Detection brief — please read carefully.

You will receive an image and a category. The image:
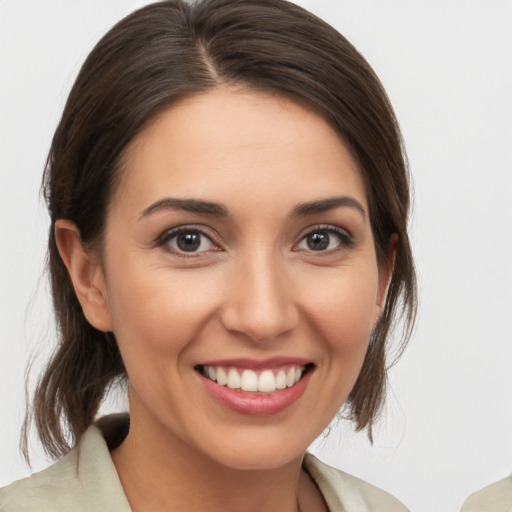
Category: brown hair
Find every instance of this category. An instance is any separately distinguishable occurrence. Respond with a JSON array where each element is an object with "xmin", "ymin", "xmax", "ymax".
[{"xmin": 25, "ymin": 0, "xmax": 416, "ymax": 460}]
